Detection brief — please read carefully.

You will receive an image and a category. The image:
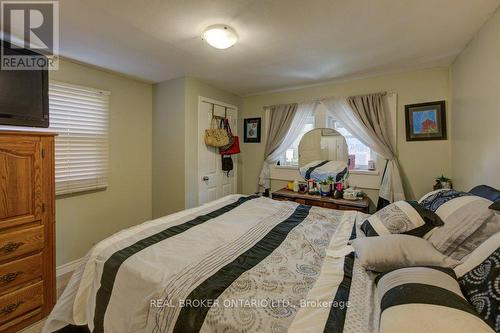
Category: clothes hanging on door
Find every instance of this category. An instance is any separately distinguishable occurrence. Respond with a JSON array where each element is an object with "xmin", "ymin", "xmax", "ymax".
[{"xmin": 221, "ymin": 155, "xmax": 233, "ymax": 176}]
